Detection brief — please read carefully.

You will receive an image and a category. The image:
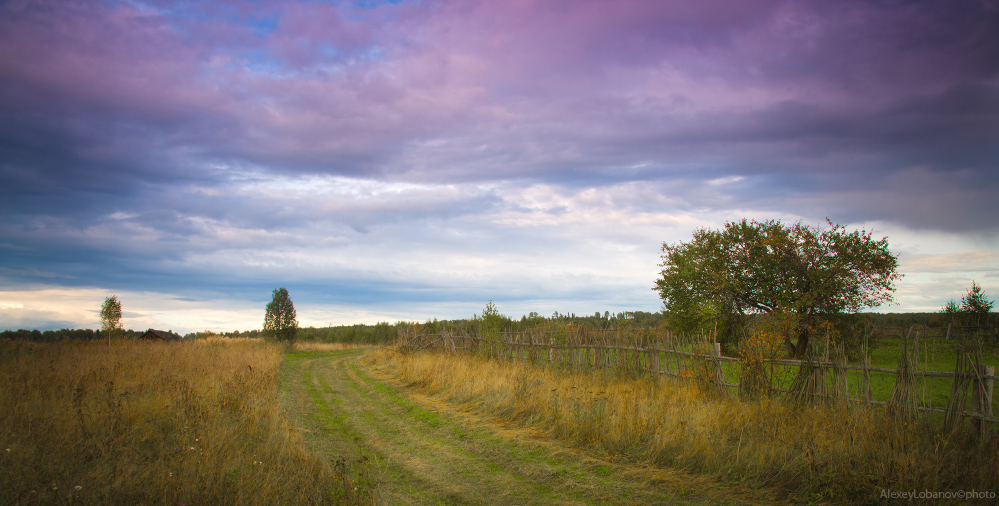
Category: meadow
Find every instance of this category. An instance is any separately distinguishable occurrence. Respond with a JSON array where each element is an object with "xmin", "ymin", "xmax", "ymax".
[
  {"xmin": 712, "ymin": 333, "xmax": 999, "ymax": 417},
  {"xmin": 4, "ymin": 330, "xmax": 996, "ymax": 504},
  {"xmin": 377, "ymin": 343, "xmax": 999, "ymax": 503},
  {"xmin": 0, "ymin": 338, "xmax": 372, "ymax": 505}
]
